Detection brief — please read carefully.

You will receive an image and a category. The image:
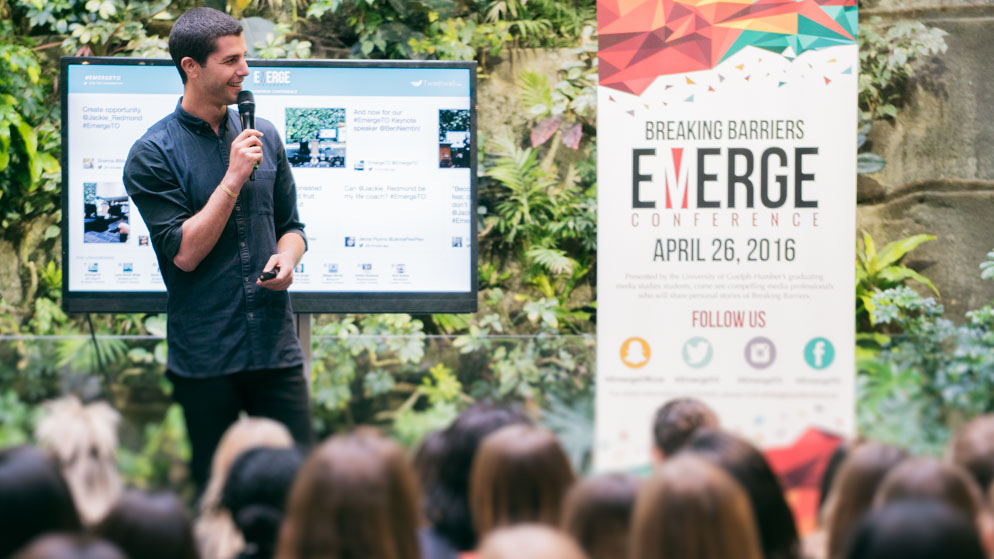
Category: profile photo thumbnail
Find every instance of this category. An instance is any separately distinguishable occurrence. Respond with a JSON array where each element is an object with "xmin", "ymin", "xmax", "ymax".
[
  {"xmin": 438, "ymin": 109, "xmax": 470, "ymax": 169},
  {"xmin": 286, "ymin": 108, "xmax": 346, "ymax": 168},
  {"xmin": 83, "ymin": 181, "xmax": 130, "ymax": 243}
]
